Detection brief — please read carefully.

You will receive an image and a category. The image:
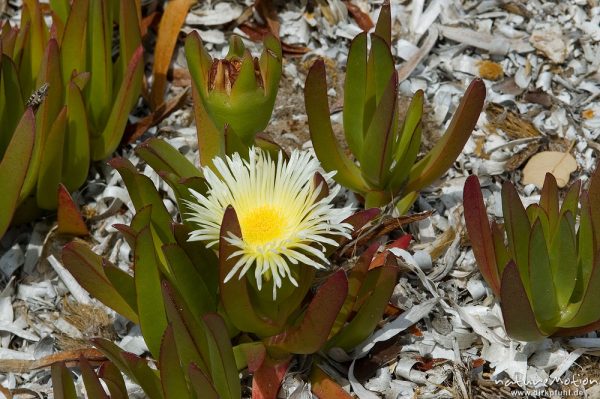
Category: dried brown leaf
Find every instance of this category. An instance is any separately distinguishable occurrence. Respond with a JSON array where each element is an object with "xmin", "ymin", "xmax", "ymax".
[{"xmin": 485, "ymin": 103, "xmax": 542, "ymax": 139}]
